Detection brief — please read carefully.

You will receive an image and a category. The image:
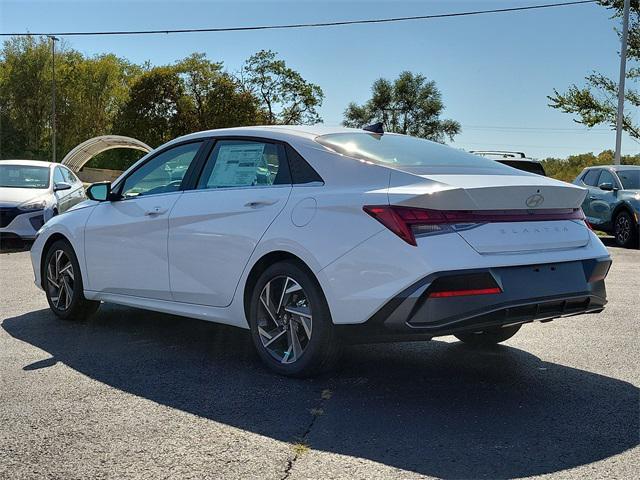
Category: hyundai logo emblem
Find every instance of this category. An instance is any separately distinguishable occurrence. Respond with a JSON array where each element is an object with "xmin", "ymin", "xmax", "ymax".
[{"xmin": 526, "ymin": 193, "xmax": 545, "ymax": 208}]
